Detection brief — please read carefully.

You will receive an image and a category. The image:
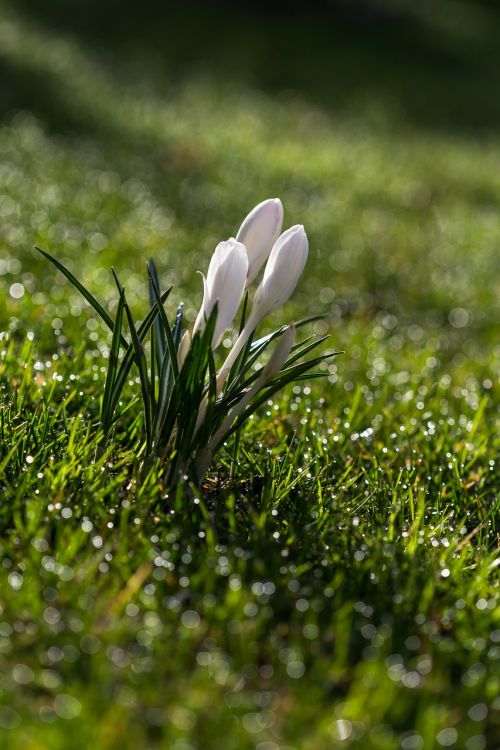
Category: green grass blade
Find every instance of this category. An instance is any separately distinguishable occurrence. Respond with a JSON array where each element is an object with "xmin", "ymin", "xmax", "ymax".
[
  {"xmin": 219, "ymin": 353, "xmax": 337, "ymax": 446},
  {"xmin": 106, "ymin": 288, "xmax": 171, "ymax": 428},
  {"xmin": 148, "ymin": 266, "xmax": 179, "ymax": 381},
  {"xmin": 283, "ymin": 335, "xmax": 331, "ymax": 368},
  {"xmin": 153, "ymin": 303, "xmax": 184, "ymax": 436},
  {"xmin": 238, "ymin": 291, "xmax": 249, "ymax": 334},
  {"xmin": 148, "ymin": 259, "xmax": 167, "ymax": 373},
  {"xmin": 249, "ymin": 315, "xmax": 323, "ymax": 352},
  {"xmin": 153, "ymin": 348, "xmax": 173, "ymax": 441},
  {"xmin": 36, "ymin": 246, "xmax": 129, "ymax": 350},
  {"xmin": 226, "ymin": 327, "xmax": 286, "ymax": 392},
  {"xmin": 172, "ymin": 302, "xmax": 184, "ymax": 348},
  {"xmin": 123, "ymin": 296, "xmax": 154, "ymax": 453},
  {"xmin": 101, "ymin": 287, "xmax": 126, "ymax": 432}
]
